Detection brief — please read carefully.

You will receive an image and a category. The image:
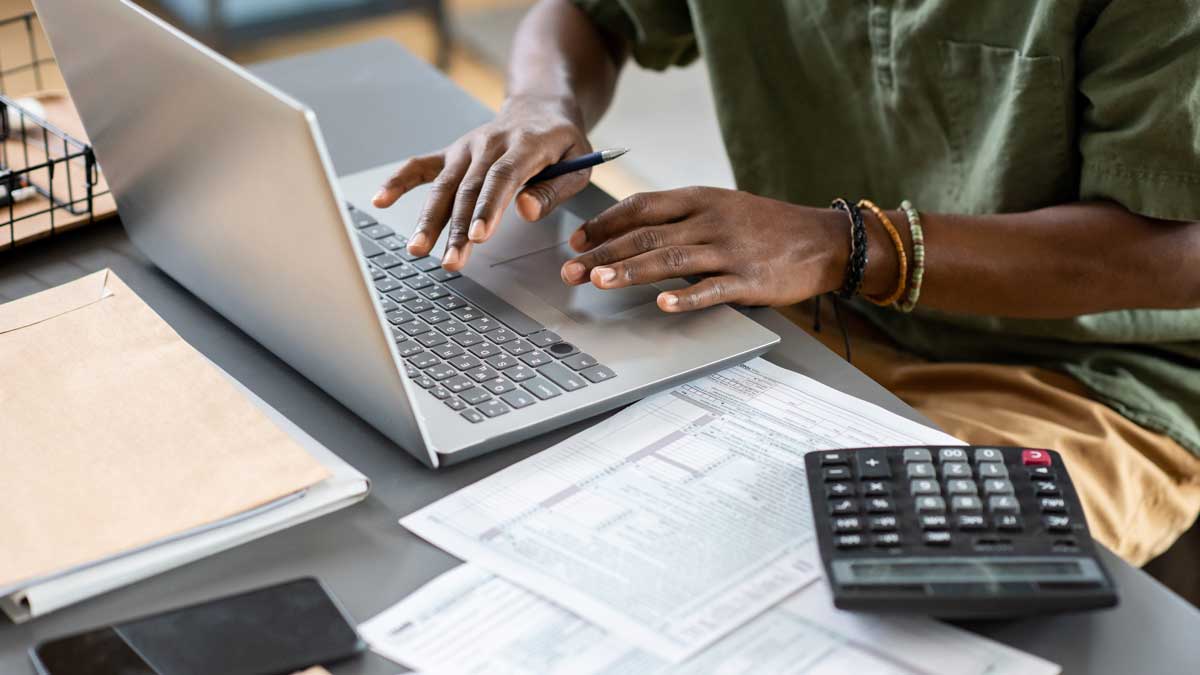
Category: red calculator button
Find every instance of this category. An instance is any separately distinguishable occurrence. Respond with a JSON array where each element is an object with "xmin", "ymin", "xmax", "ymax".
[{"xmin": 1022, "ymin": 449, "xmax": 1052, "ymax": 466}]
